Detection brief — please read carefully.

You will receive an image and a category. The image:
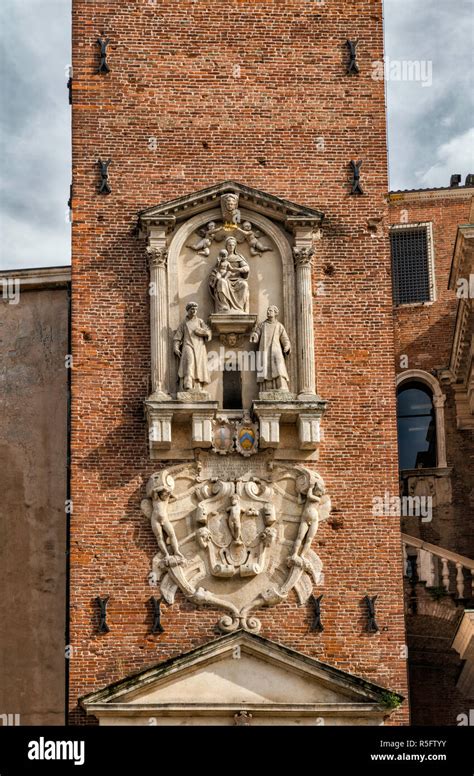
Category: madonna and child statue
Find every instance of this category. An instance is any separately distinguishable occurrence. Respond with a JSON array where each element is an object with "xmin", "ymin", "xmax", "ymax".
[{"xmin": 209, "ymin": 236, "xmax": 250, "ymax": 314}]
